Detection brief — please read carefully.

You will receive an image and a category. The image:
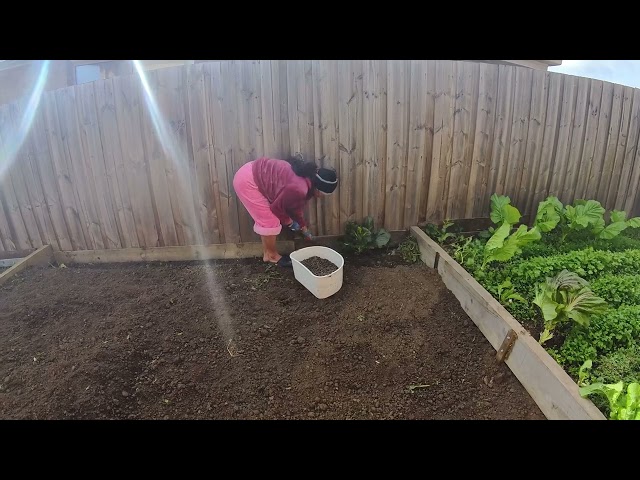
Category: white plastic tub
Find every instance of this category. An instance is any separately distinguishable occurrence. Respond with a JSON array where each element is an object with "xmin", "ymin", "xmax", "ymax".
[{"xmin": 289, "ymin": 246, "xmax": 344, "ymax": 299}]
